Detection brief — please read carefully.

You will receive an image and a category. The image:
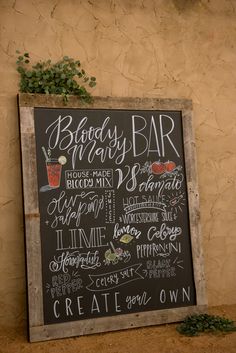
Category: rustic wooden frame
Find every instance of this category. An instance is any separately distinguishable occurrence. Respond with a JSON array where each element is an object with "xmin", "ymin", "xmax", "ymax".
[{"xmin": 18, "ymin": 93, "xmax": 207, "ymax": 342}]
